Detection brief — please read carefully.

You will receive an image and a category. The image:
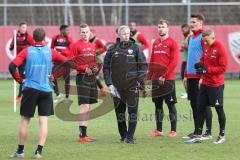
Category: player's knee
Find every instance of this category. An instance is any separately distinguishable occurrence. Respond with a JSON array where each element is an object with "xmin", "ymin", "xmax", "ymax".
[
  {"xmin": 167, "ymin": 103, "xmax": 177, "ymax": 114},
  {"xmin": 154, "ymin": 100, "xmax": 163, "ymax": 109},
  {"xmin": 205, "ymin": 106, "xmax": 212, "ymax": 114},
  {"xmin": 128, "ymin": 106, "xmax": 137, "ymax": 114},
  {"xmin": 155, "ymin": 106, "xmax": 163, "ymax": 114},
  {"xmin": 215, "ymin": 106, "xmax": 224, "ymax": 112},
  {"xmin": 190, "ymin": 99, "xmax": 197, "ymax": 108},
  {"xmin": 128, "ymin": 106, "xmax": 138, "ymax": 121},
  {"xmin": 198, "ymin": 106, "xmax": 206, "ymax": 113}
]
